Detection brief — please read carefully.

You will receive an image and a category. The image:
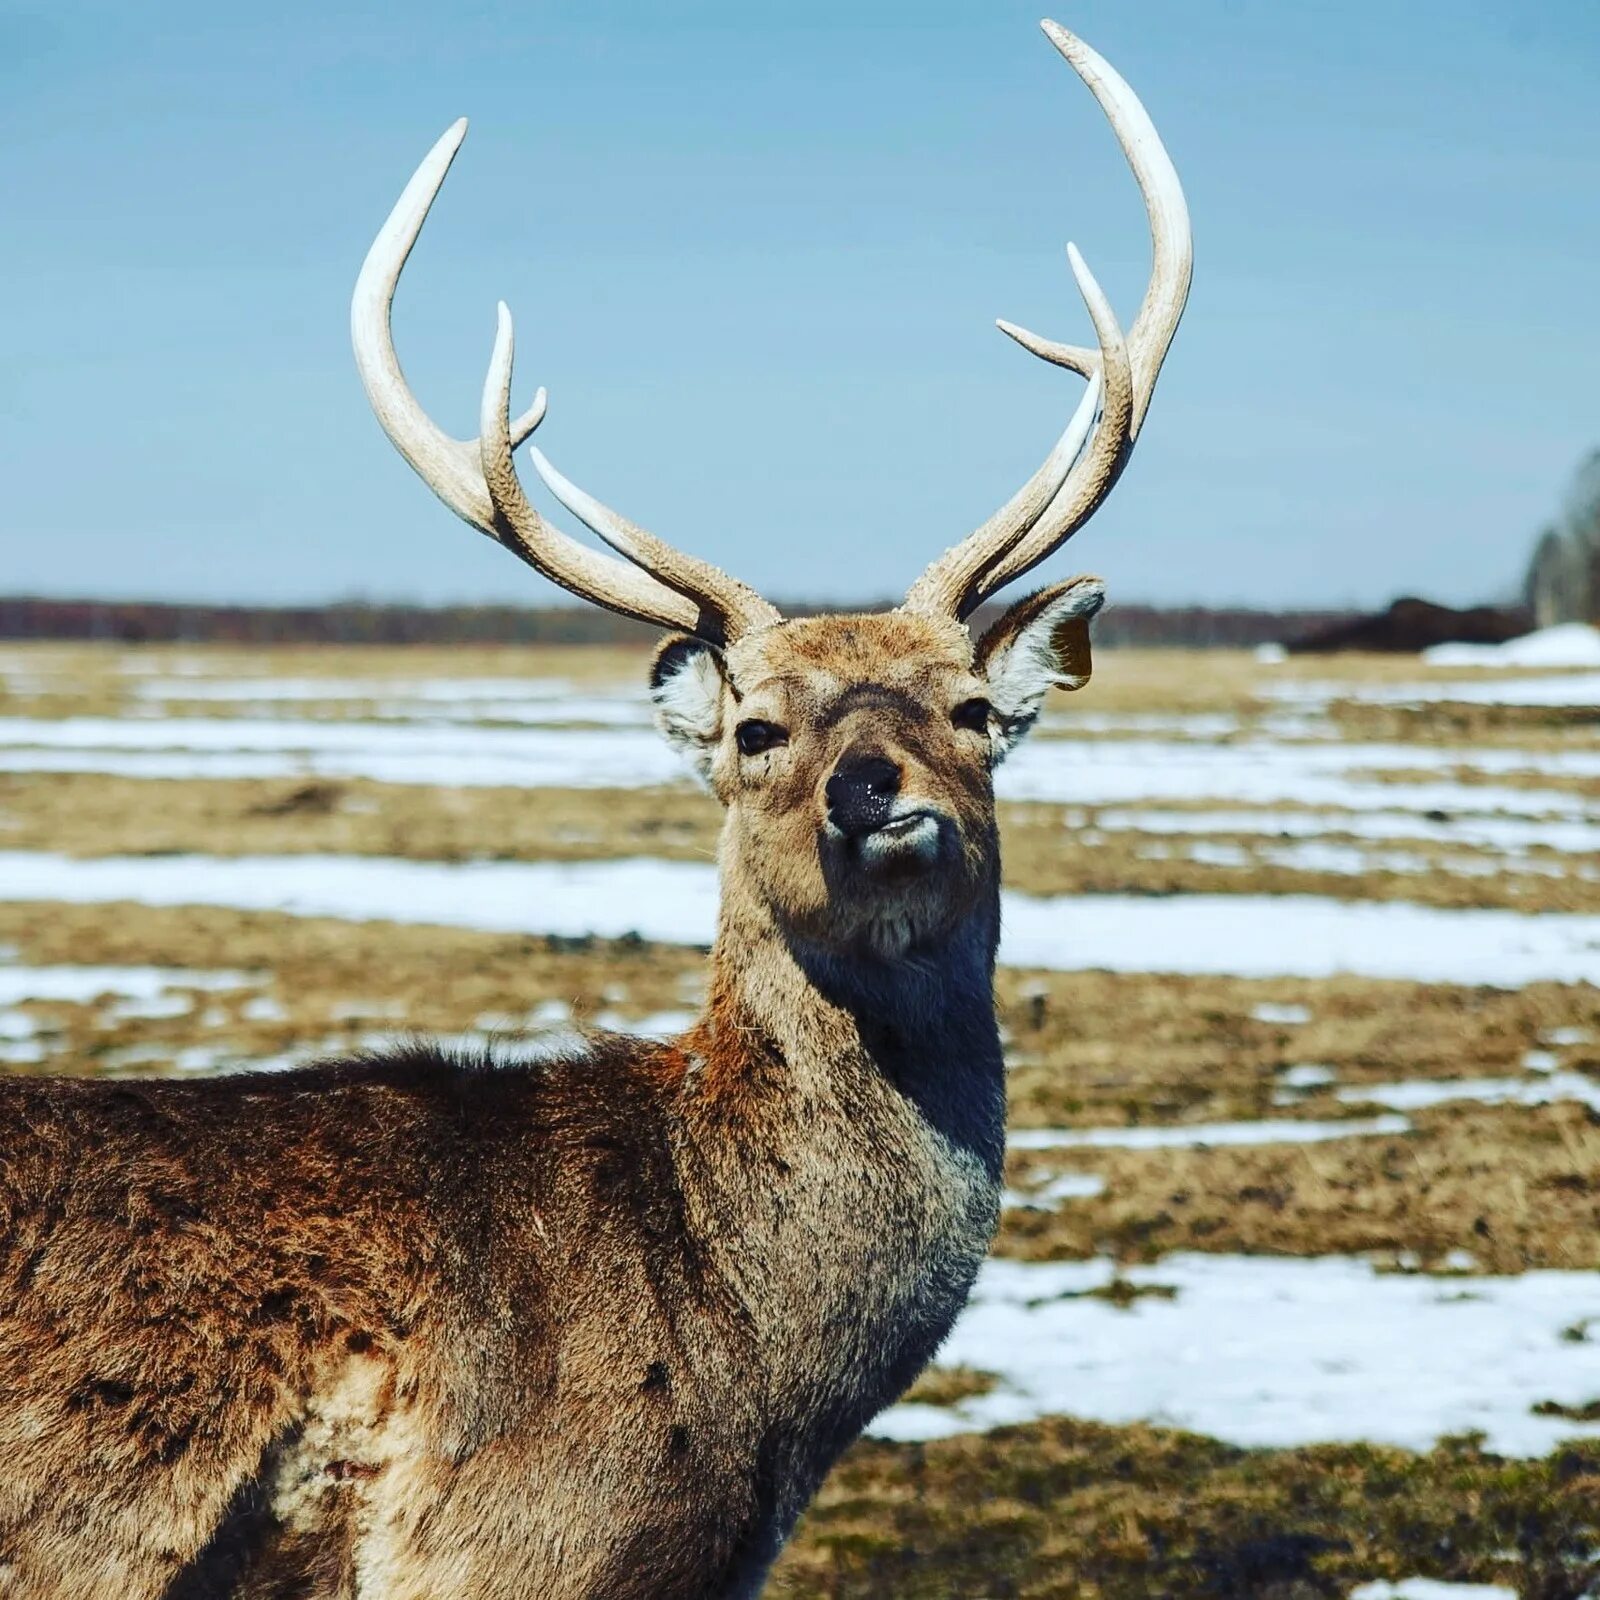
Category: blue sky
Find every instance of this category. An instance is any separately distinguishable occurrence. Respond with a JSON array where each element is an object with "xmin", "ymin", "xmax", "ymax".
[{"xmin": 2, "ymin": 1, "xmax": 1596, "ymax": 610}]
